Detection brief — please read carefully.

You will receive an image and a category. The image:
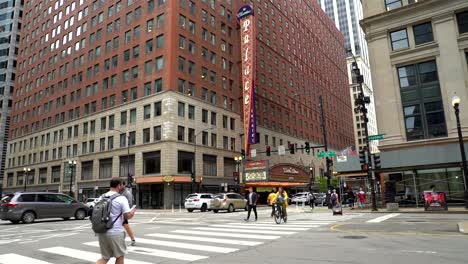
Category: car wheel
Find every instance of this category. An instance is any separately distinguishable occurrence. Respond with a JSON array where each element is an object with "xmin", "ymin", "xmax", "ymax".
[
  {"xmin": 228, "ymin": 204, "xmax": 234, "ymax": 213},
  {"xmin": 22, "ymin": 211, "xmax": 36, "ymax": 224},
  {"xmin": 200, "ymin": 204, "xmax": 207, "ymax": 212},
  {"xmin": 9, "ymin": 220, "xmax": 20, "ymax": 224},
  {"xmin": 75, "ymin": 209, "xmax": 87, "ymax": 220},
  {"xmin": 63, "ymin": 217, "xmax": 70, "ymax": 221},
  {"xmin": 187, "ymin": 209, "xmax": 194, "ymax": 212},
  {"xmin": 213, "ymin": 209, "xmax": 219, "ymax": 213}
]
